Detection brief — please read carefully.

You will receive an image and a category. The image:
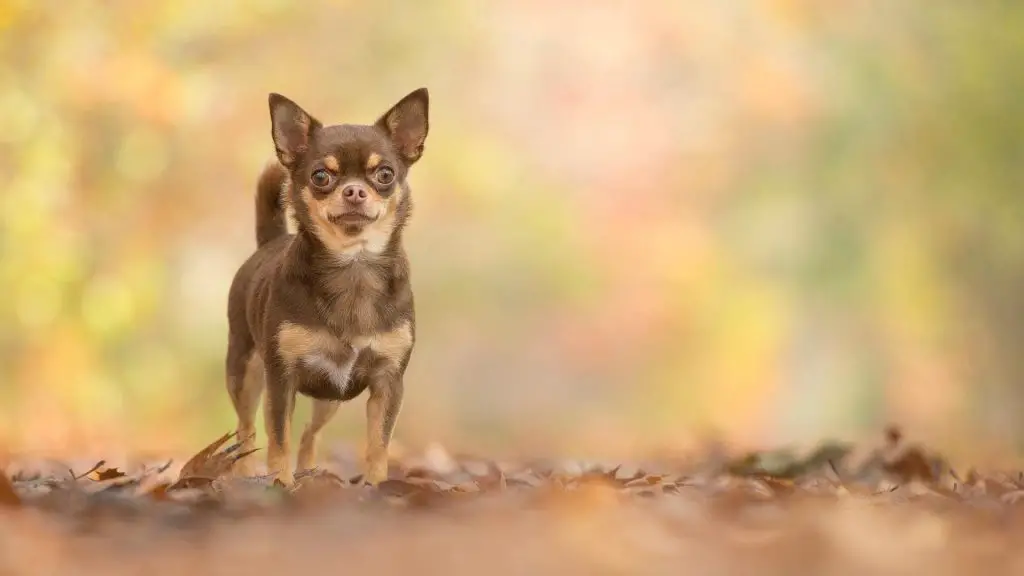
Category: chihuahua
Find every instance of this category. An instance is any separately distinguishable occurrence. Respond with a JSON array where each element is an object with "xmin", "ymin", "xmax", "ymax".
[{"xmin": 224, "ymin": 88, "xmax": 429, "ymax": 486}]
